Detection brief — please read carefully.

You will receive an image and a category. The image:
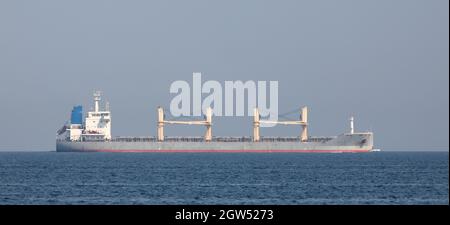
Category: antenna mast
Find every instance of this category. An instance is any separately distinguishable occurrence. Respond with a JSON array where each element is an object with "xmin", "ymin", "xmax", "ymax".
[{"xmin": 94, "ymin": 91, "xmax": 102, "ymax": 112}]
